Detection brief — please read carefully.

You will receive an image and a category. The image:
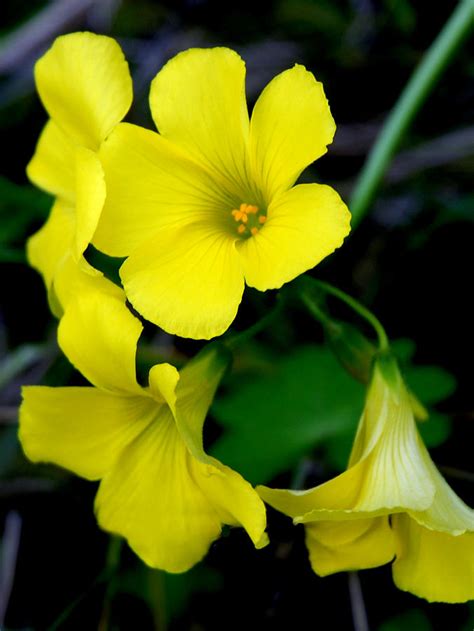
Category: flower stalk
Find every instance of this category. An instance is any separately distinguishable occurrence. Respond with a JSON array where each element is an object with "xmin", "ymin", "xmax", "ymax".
[{"xmin": 350, "ymin": 0, "xmax": 474, "ymax": 226}]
